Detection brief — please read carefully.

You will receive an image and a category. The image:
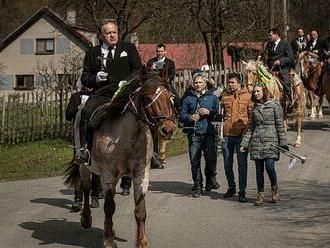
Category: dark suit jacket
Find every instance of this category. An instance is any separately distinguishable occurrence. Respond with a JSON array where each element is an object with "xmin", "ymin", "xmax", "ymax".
[
  {"xmin": 291, "ymin": 37, "xmax": 307, "ymax": 56},
  {"xmin": 266, "ymin": 40, "xmax": 294, "ymax": 70},
  {"xmin": 306, "ymin": 39, "xmax": 323, "ymax": 53},
  {"xmin": 146, "ymin": 57, "xmax": 175, "ymax": 83},
  {"xmin": 81, "ymin": 42, "xmax": 142, "ymax": 96}
]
